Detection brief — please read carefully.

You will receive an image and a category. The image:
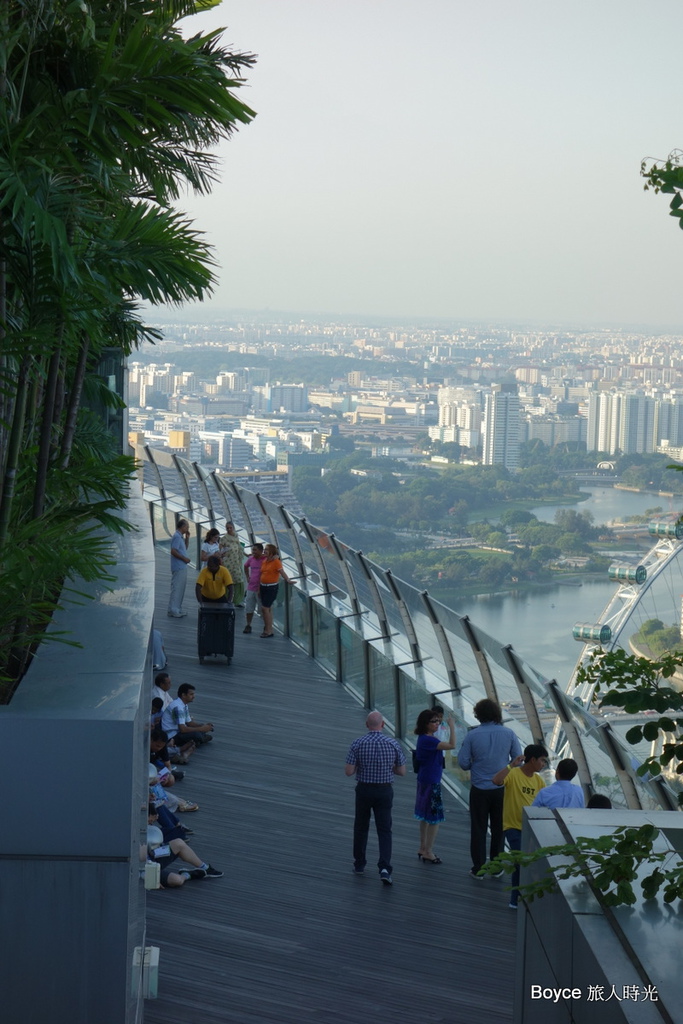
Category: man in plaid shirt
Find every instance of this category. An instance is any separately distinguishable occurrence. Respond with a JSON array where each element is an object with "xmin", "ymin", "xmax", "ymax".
[{"xmin": 345, "ymin": 711, "xmax": 406, "ymax": 885}]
